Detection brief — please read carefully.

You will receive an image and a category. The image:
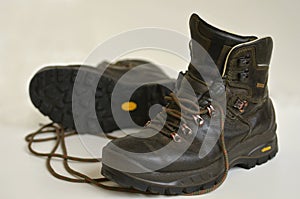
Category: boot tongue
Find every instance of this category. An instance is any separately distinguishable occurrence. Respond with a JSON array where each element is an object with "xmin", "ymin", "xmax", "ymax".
[{"xmin": 188, "ymin": 13, "xmax": 257, "ymax": 75}]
